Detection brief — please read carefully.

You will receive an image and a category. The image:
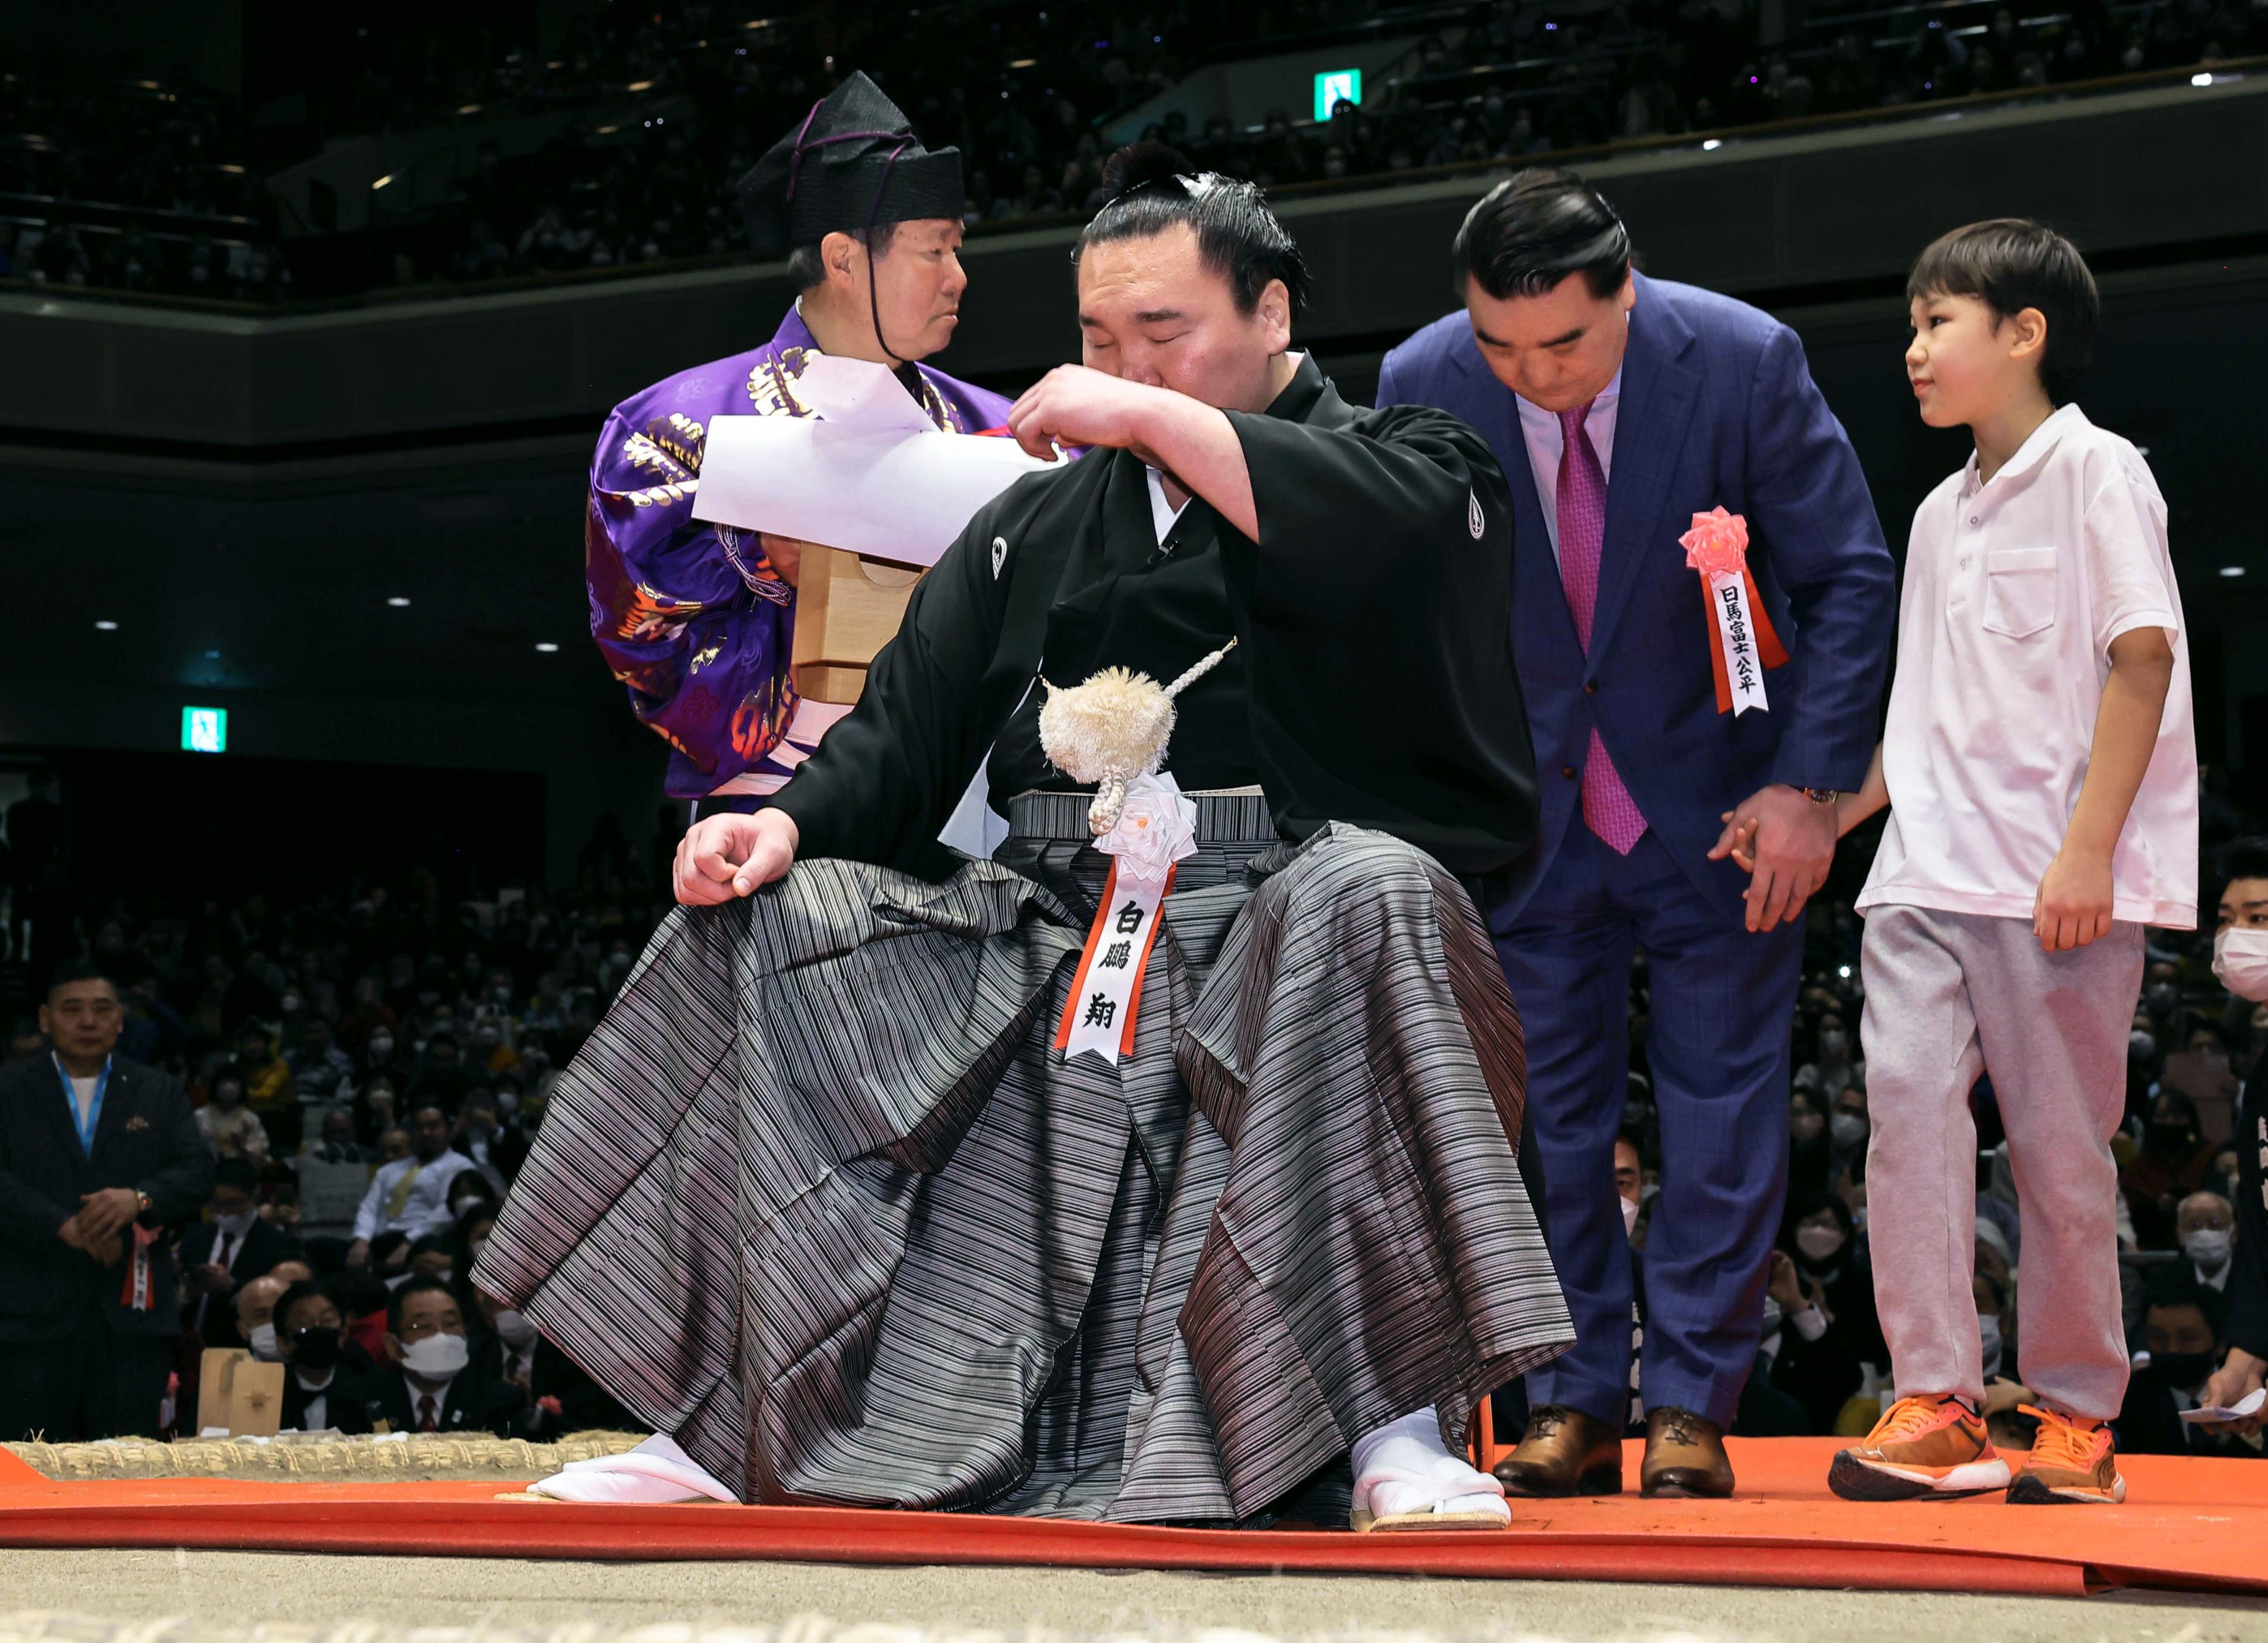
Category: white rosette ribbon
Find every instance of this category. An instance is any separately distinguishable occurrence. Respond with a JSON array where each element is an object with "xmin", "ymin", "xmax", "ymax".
[{"xmin": 1092, "ymin": 772, "xmax": 1198, "ymax": 886}]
